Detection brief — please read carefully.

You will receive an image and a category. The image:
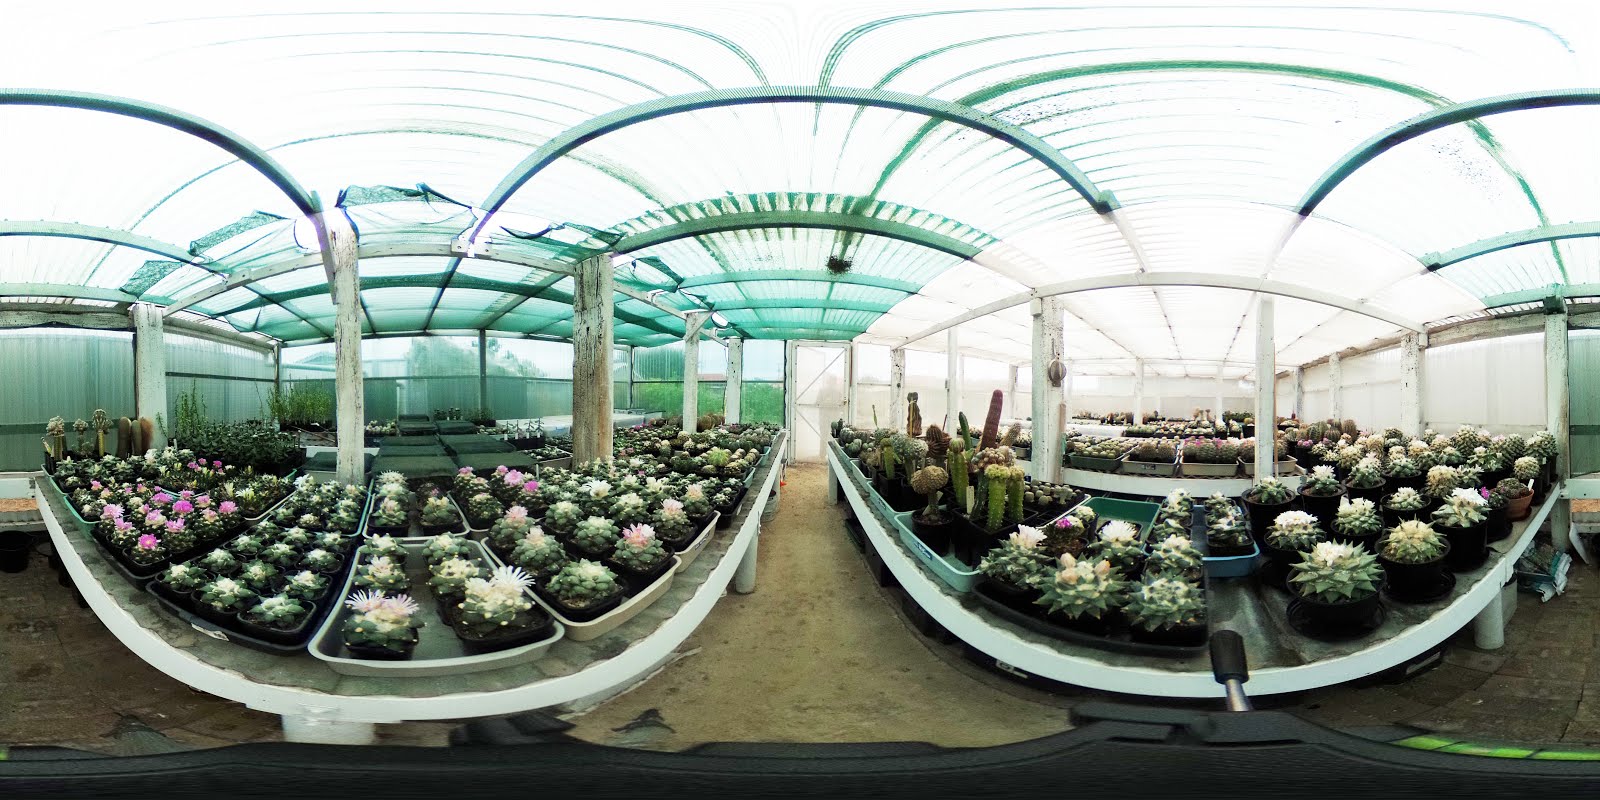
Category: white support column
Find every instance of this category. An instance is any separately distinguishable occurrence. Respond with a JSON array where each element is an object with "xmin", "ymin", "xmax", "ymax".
[
  {"xmin": 1328, "ymin": 352, "xmax": 1343, "ymax": 421},
  {"xmin": 1254, "ymin": 296, "xmax": 1277, "ymax": 475},
  {"xmin": 1546, "ymin": 312, "xmax": 1571, "ymax": 552},
  {"xmin": 1132, "ymin": 358, "xmax": 1145, "ymax": 423},
  {"xmin": 724, "ymin": 337, "xmax": 744, "ymax": 425},
  {"xmin": 281, "ymin": 713, "xmax": 376, "ymax": 745},
  {"xmin": 1031, "ymin": 297, "xmax": 1065, "ymax": 482},
  {"xmin": 1399, "ymin": 333, "xmax": 1424, "ymax": 437},
  {"xmin": 571, "ymin": 255, "xmax": 614, "ymax": 465},
  {"xmin": 1213, "ymin": 365, "xmax": 1226, "ymax": 425},
  {"xmin": 131, "ymin": 303, "xmax": 169, "ymax": 450},
  {"xmin": 681, "ymin": 312, "xmax": 710, "ymax": 432},
  {"xmin": 312, "ymin": 210, "xmax": 363, "ymax": 486},
  {"xmin": 946, "ymin": 328, "xmax": 961, "ymax": 429},
  {"xmin": 783, "ymin": 339, "xmax": 798, "ymax": 464},
  {"xmin": 1291, "ymin": 367, "xmax": 1304, "ymax": 421},
  {"xmin": 1006, "ymin": 364, "xmax": 1019, "ymax": 419},
  {"xmin": 889, "ymin": 347, "xmax": 906, "ymax": 432}
]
